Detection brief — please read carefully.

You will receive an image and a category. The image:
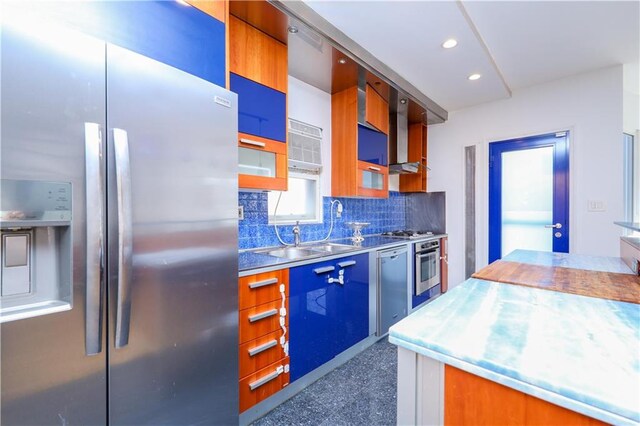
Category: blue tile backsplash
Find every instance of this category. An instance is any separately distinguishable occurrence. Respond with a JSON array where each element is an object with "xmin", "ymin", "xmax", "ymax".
[{"xmin": 239, "ymin": 191, "xmax": 407, "ymax": 249}]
